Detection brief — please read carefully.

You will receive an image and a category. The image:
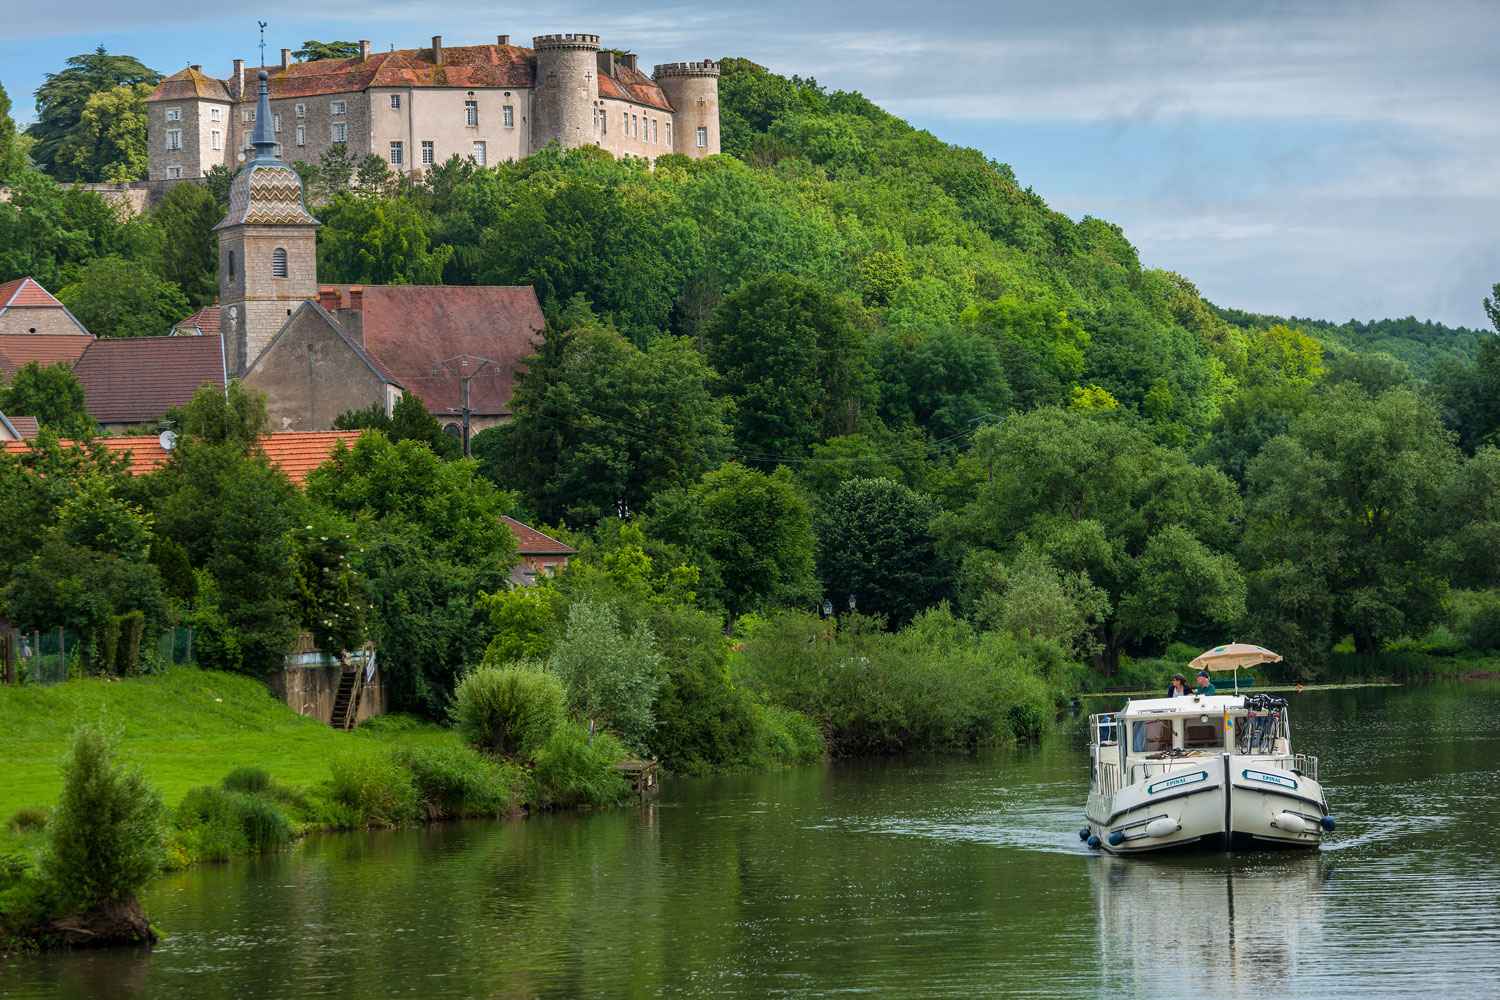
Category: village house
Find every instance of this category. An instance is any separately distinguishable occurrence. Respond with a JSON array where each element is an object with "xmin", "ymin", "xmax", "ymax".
[
  {"xmin": 146, "ymin": 33, "xmax": 719, "ymax": 182},
  {"xmin": 0, "ymin": 278, "xmax": 95, "ymax": 380},
  {"xmin": 71, "ymin": 334, "xmax": 228, "ymax": 434},
  {"xmin": 501, "ymin": 516, "xmax": 578, "ymax": 587}
]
